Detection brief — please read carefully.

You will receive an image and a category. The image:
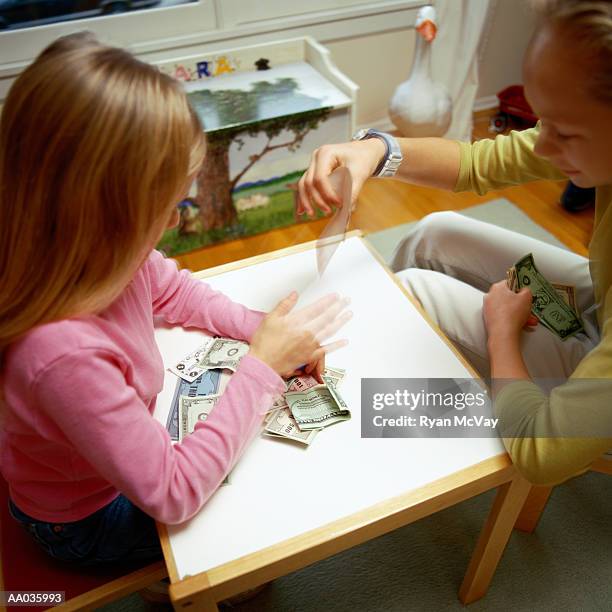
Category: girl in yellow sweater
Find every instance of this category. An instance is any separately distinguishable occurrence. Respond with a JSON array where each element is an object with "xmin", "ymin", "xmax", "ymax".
[{"xmin": 298, "ymin": 0, "xmax": 612, "ymax": 485}]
